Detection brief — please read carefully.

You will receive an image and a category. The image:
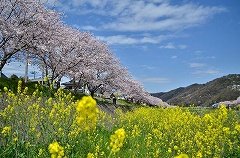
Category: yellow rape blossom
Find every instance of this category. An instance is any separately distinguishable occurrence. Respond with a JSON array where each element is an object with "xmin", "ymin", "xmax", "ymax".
[
  {"xmin": 175, "ymin": 154, "xmax": 189, "ymax": 158},
  {"xmin": 1, "ymin": 126, "xmax": 11, "ymax": 137},
  {"xmin": 38, "ymin": 148, "xmax": 44, "ymax": 156},
  {"xmin": 43, "ymin": 75, "xmax": 49, "ymax": 82},
  {"xmin": 196, "ymin": 151, "xmax": 202, "ymax": 158},
  {"xmin": 13, "ymin": 137, "xmax": 18, "ymax": 142},
  {"xmin": 37, "ymin": 132, "xmax": 41, "ymax": 139},
  {"xmin": 174, "ymin": 145, "xmax": 179, "ymax": 150},
  {"xmin": 3, "ymin": 87, "xmax": 8, "ymax": 92},
  {"xmin": 168, "ymin": 148, "xmax": 172, "ymax": 153},
  {"xmin": 26, "ymin": 142, "xmax": 31, "ymax": 148},
  {"xmin": 87, "ymin": 153, "xmax": 94, "ymax": 158},
  {"xmin": 235, "ymin": 124, "xmax": 240, "ymax": 132},
  {"xmin": 110, "ymin": 128, "xmax": 126, "ymax": 153},
  {"xmin": 76, "ymin": 96, "xmax": 98, "ymax": 131},
  {"xmin": 17, "ymin": 80, "xmax": 22, "ymax": 94},
  {"xmin": 48, "ymin": 141, "xmax": 65, "ymax": 158}
]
